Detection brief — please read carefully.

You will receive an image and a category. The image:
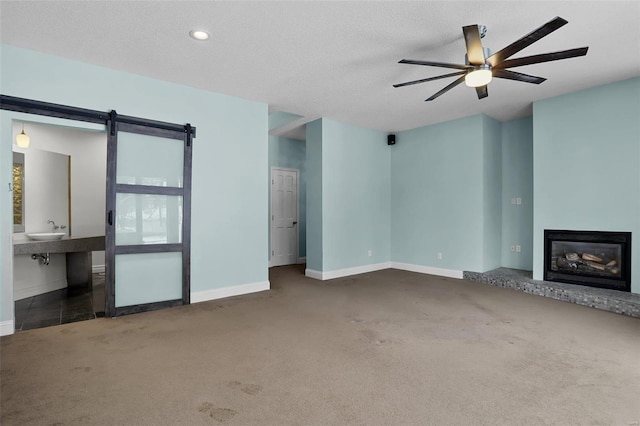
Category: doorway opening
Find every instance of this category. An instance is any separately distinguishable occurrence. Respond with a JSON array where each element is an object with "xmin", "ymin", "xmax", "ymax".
[
  {"xmin": 268, "ymin": 131, "xmax": 307, "ymax": 271},
  {"xmin": 3, "ymin": 94, "xmax": 195, "ymax": 333},
  {"xmin": 11, "ymin": 120, "xmax": 107, "ymax": 331}
]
